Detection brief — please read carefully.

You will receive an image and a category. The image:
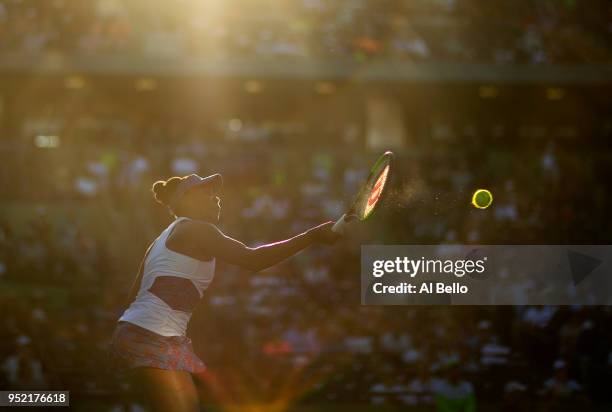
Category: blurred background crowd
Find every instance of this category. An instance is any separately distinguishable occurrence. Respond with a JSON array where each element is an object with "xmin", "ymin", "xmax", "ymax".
[
  {"xmin": 0, "ymin": 0, "xmax": 611, "ymax": 63},
  {"xmin": 1, "ymin": 0, "xmax": 612, "ymax": 411}
]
